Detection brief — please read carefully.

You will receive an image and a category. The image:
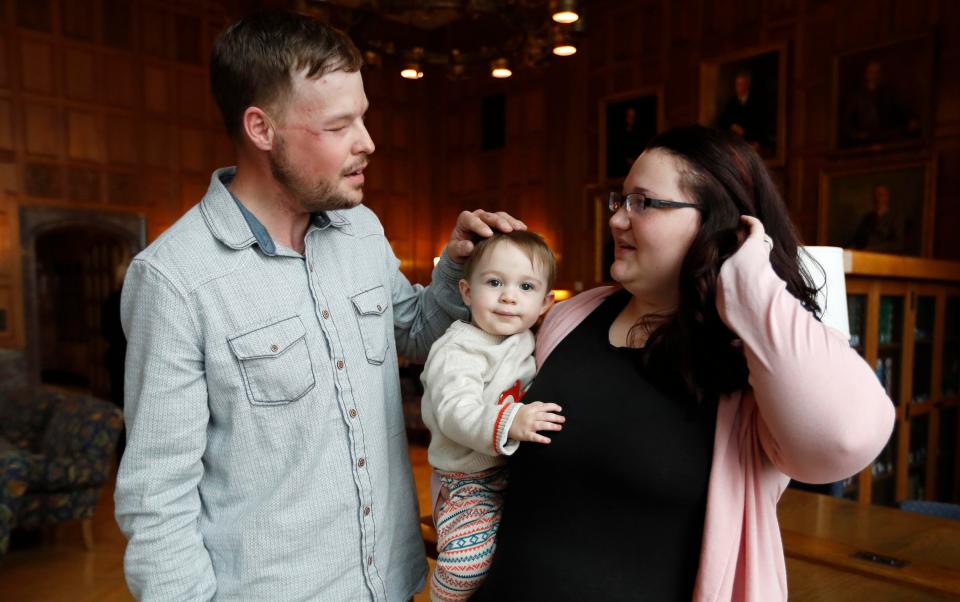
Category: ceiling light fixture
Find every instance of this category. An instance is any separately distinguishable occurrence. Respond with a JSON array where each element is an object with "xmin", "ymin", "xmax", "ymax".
[
  {"xmin": 400, "ymin": 65, "xmax": 424, "ymax": 79},
  {"xmin": 490, "ymin": 57, "xmax": 512, "ymax": 79},
  {"xmin": 551, "ymin": 0, "xmax": 580, "ymax": 24},
  {"xmin": 401, "ymin": 47, "xmax": 425, "ymax": 80},
  {"xmin": 552, "ymin": 26, "xmax": 577, "ymax": 56},
  {"xmin": 303, "ymin": 1, "xmax": 585, "ymax": 81}
]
